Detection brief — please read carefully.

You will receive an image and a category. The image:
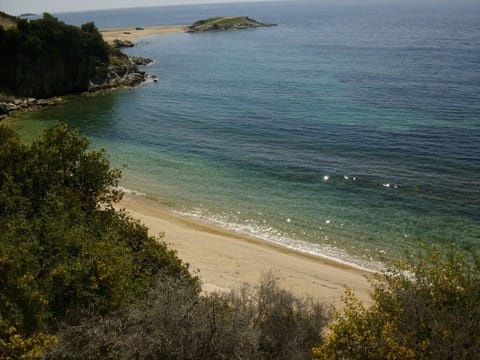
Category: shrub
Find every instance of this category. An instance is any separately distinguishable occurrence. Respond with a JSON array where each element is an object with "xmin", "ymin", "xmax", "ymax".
[
  {"xmin": 46, "ymin": 274, "xmax": 330, "ymax": 359},
  {"xmin": 314, "ymin": 244, "xmax": 480, "ymax": 359},
  {"xmin": 0, "ymin": 125, "xmax": 196, "ymax": 358},
  {"xmin": 232, "ymin": 273, "xmax": 331, "ymax": 360}
]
